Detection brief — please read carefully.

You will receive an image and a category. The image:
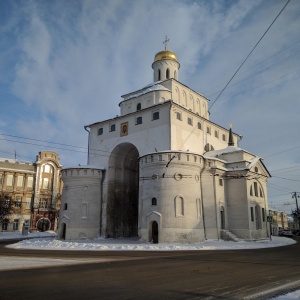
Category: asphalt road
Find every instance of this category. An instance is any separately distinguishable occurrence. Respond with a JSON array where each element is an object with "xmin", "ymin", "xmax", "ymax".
[{"xmin": 0, "ymin": 239, "xmax": 300, "ymax": 300}]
